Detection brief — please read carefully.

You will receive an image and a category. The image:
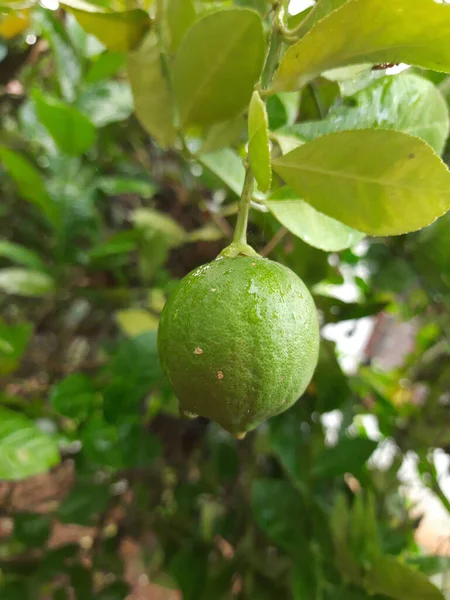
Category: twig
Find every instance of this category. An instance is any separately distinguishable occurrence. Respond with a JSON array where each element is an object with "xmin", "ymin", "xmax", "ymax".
[{"xmin": 261, "ymin": 227, "xmax": 288, "ymax": 257}]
